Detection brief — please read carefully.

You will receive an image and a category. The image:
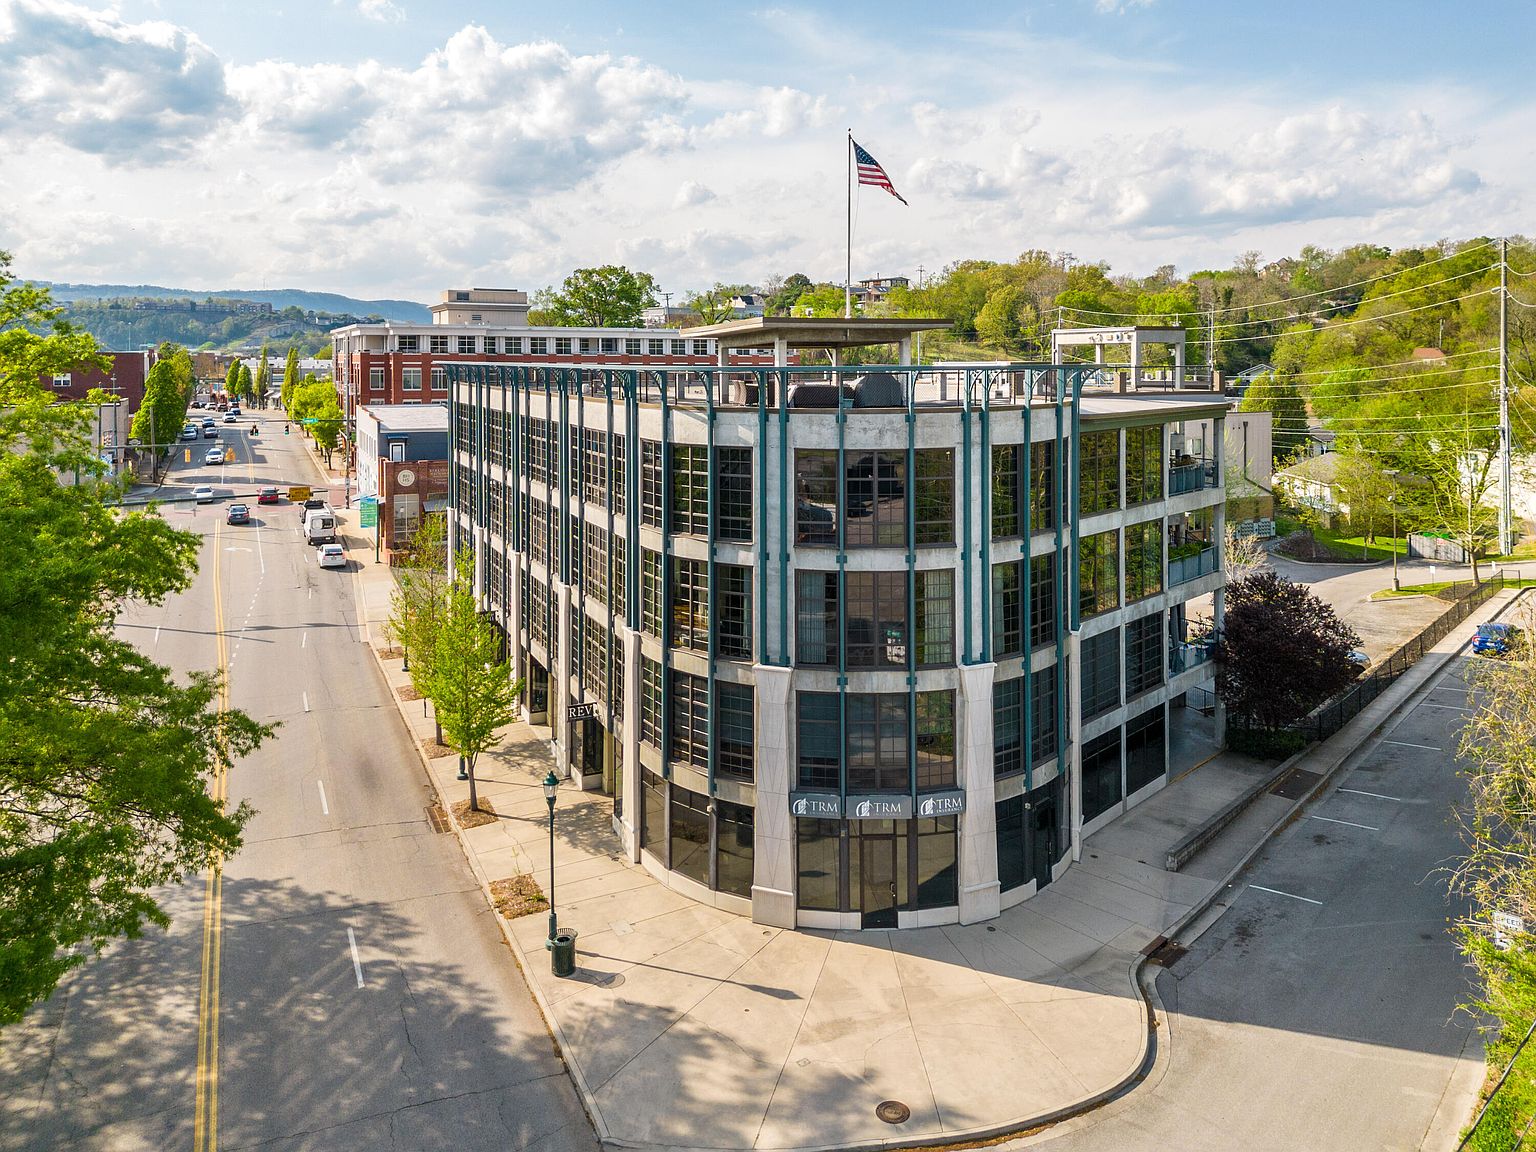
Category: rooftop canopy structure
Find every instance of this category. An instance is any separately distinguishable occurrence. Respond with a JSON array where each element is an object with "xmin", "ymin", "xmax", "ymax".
[
  {"xmin": 1050, "ymin": 324, "xmax": 1213, "ymax": 392},
  {"xmin": 685, "ymin": 316, "xmax": 953, "ymax": 366}
]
